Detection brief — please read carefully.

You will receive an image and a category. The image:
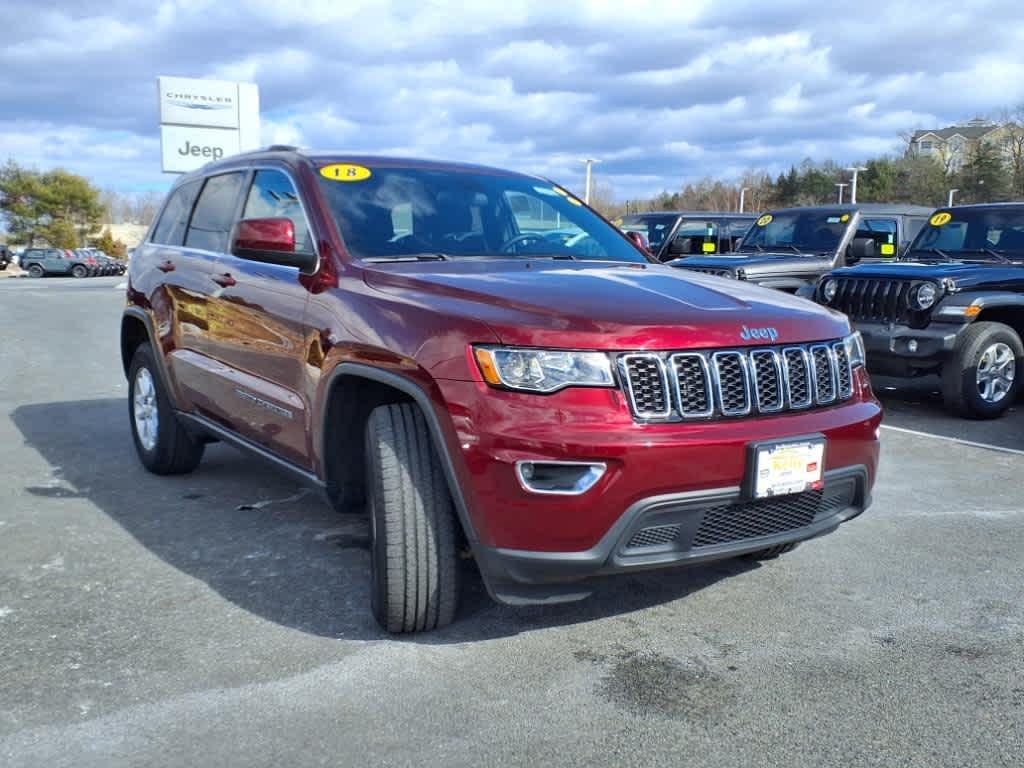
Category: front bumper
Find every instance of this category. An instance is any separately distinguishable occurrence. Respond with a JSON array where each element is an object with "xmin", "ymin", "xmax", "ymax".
[
  {"xmin": 434, "ymin": 372, "xmax": 881, "ymax": 603},
  {"xmin": 856, "ymin": 321, "xmax": 962, "ymax": 376},
  {"xmin": 476, "ymin": 466, "xmax": 868, "ymax": 604}
]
